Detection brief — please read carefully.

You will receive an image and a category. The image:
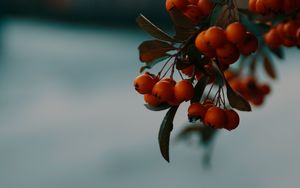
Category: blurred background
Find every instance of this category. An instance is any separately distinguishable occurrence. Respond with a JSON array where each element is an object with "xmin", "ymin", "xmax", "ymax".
[{"xmin": 0, "ymin": 1, "xmax": 300, "ymax": 188}]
